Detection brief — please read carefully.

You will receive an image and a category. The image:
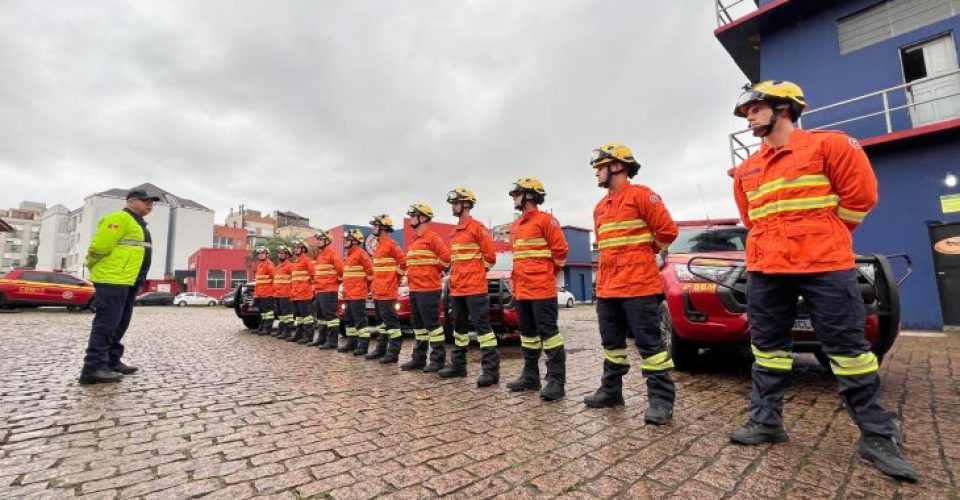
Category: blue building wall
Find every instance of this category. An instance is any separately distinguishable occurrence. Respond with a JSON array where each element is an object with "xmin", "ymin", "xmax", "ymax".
[
  {"xmin": 759, "ymin": 2, "xmax": 960, "ymax": 139},
  {"xmin": 561, "ymin": 227, "xmax": 594, "ymax": 302},
  {"xmin": 563, "ymin": 267, "xmax": 594, "ymax": 303}
]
